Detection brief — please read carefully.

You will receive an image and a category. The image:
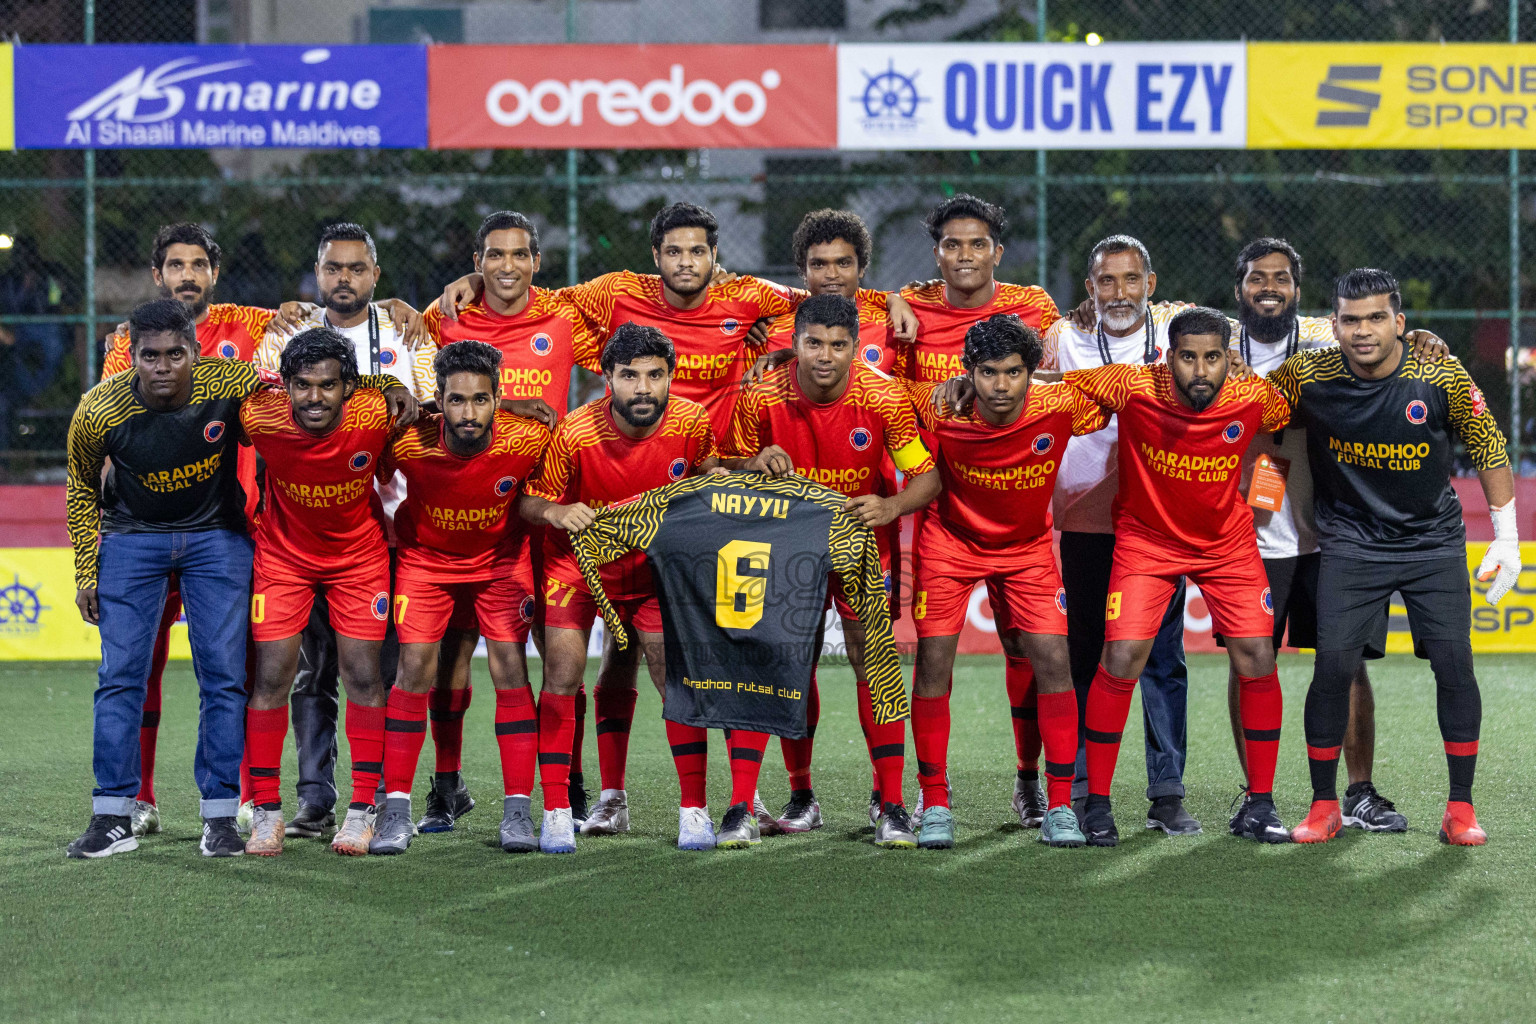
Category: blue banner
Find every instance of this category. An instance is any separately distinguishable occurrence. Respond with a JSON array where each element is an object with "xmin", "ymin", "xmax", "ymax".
[{"xmin": 14, "ymin": 44, "xmax": 427, "ymax": 149}]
